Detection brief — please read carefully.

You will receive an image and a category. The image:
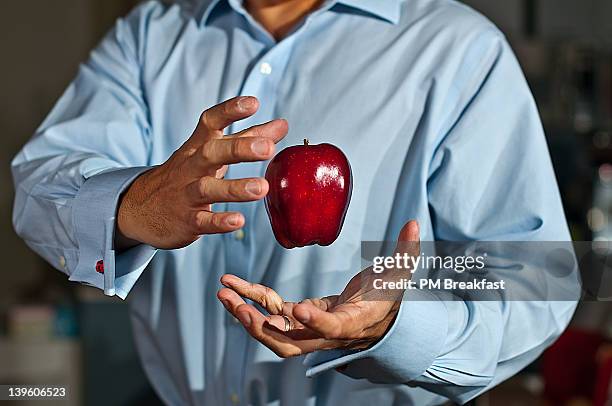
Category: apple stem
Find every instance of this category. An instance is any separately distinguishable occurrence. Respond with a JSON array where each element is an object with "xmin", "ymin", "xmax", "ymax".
[{"xmin": 304, "ymin": 138, "xmax": 309, "ymax": 146}]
